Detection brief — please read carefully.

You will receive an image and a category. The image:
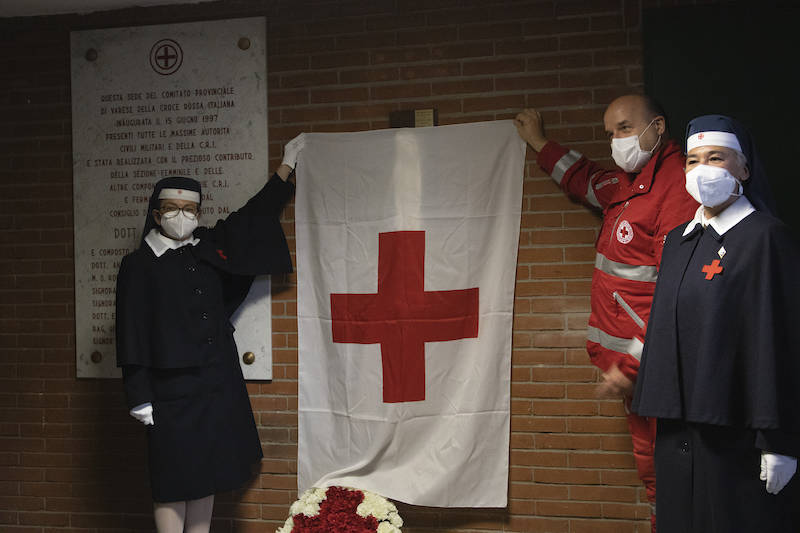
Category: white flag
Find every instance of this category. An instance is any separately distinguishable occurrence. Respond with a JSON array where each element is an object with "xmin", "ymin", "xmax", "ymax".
[{"xmin": 296, "ymin": 120, "xmax": 525, "ymax": 507}]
